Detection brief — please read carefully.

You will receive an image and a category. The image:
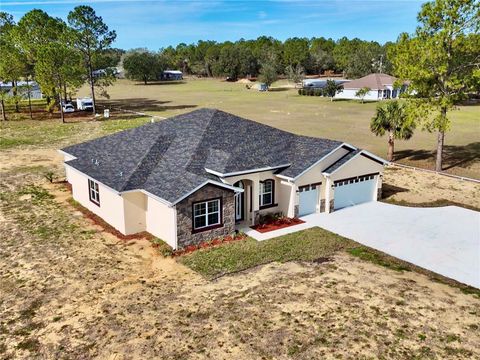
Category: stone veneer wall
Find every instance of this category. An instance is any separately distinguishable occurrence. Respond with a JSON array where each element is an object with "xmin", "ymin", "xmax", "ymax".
[{"xmin": 176, "ymin": 184, "xmax": 235, "ymax": 248}]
